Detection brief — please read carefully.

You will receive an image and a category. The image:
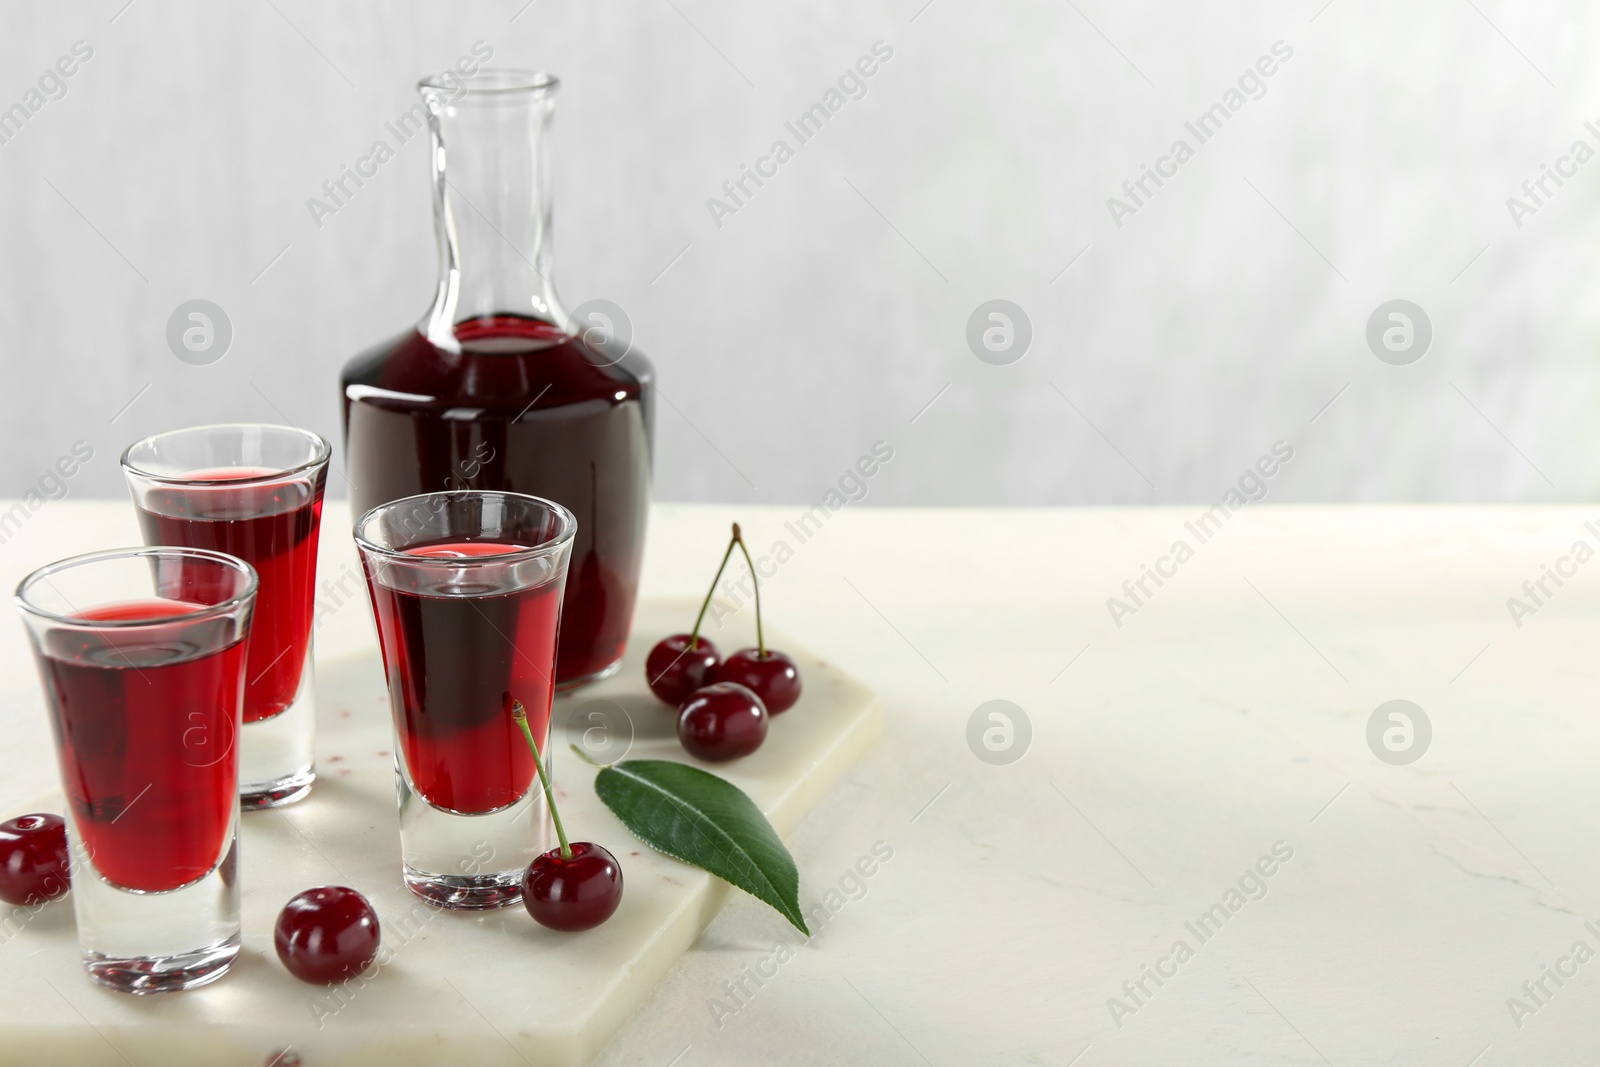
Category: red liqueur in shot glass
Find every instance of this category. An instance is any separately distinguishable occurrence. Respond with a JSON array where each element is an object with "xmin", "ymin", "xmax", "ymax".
[
  {"xmin": 355, "ymin": 491, "xmax": 574, "ymax": 909},
  {"xmin": 122, "ymin": 424, "xmax": 329, "ymax": 809},
  {"xmin": 15, "ymin": 547, "xmax": 256, "ymax": 993}
]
